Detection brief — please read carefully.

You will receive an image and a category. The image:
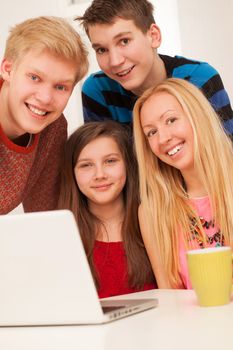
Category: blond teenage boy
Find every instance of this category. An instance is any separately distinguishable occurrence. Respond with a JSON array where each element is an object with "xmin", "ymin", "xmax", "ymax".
[
  {"xmin": 0, "ymin": 16, "xmax": 88, "ymax": 214},
  {"xmin": 77, "ymin": 0, "xmax": 233, "ymax": 135}
]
